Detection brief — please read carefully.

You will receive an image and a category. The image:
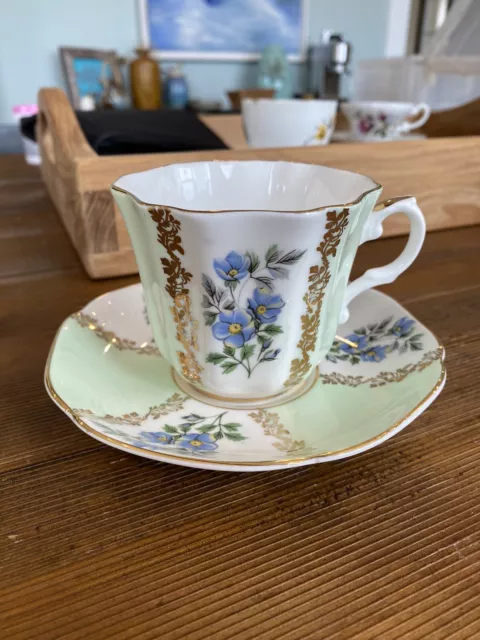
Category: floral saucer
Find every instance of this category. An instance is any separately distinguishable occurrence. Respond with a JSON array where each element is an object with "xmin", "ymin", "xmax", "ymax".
[{"xmin": 45, "ymin": 284, "xmax": 445, "ymax": 472}]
